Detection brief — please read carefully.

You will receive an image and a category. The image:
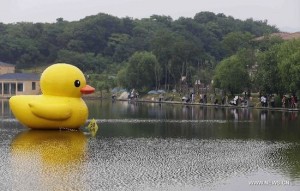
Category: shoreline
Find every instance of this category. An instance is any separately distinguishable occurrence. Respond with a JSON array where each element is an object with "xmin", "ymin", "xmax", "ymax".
[
  {"xmin": 83, "ymin": 97, "xmax": 300, "ymax": 112},
  {"xmin": 3, "ymin": 96, "xmax": 296, "ymax": 112}
]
